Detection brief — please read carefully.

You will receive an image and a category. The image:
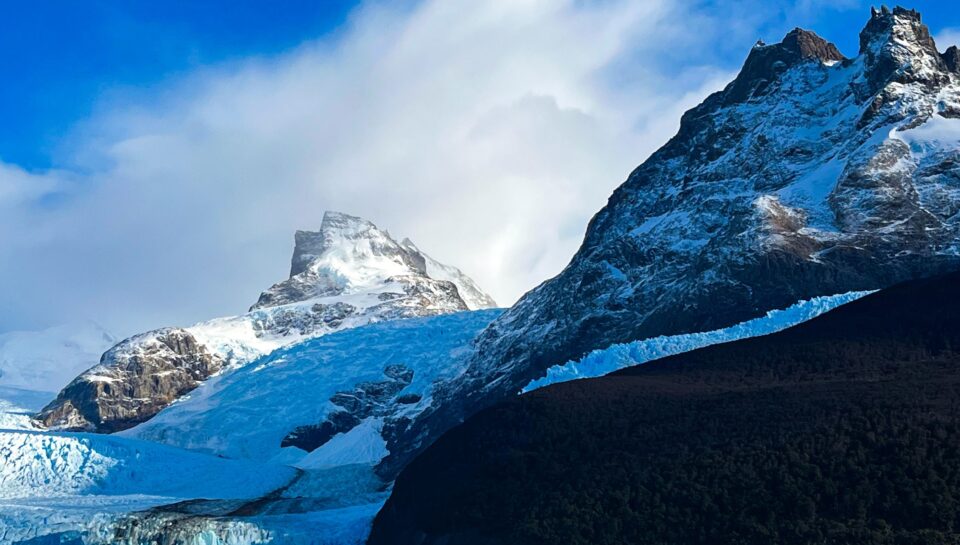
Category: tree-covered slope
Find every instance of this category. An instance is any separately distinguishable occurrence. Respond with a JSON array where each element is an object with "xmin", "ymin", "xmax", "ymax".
[{"xmin": 370, "ymin": 271, "xmax": 960, "ymax": 545}]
